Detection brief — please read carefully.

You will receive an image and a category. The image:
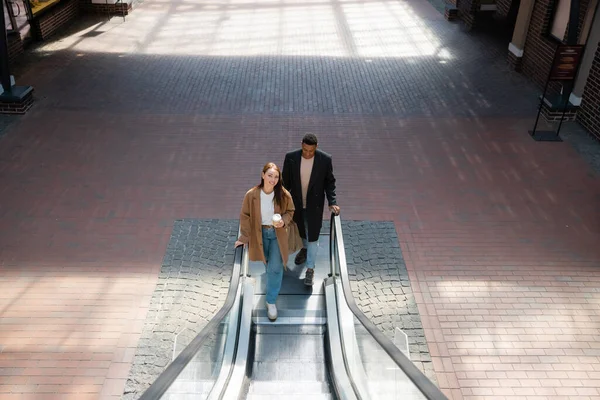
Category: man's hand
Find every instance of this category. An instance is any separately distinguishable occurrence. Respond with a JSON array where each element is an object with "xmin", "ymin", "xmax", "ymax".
[{"xmin": 329, "ymin": 205, "xmax": 341, "ymax": 215}]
